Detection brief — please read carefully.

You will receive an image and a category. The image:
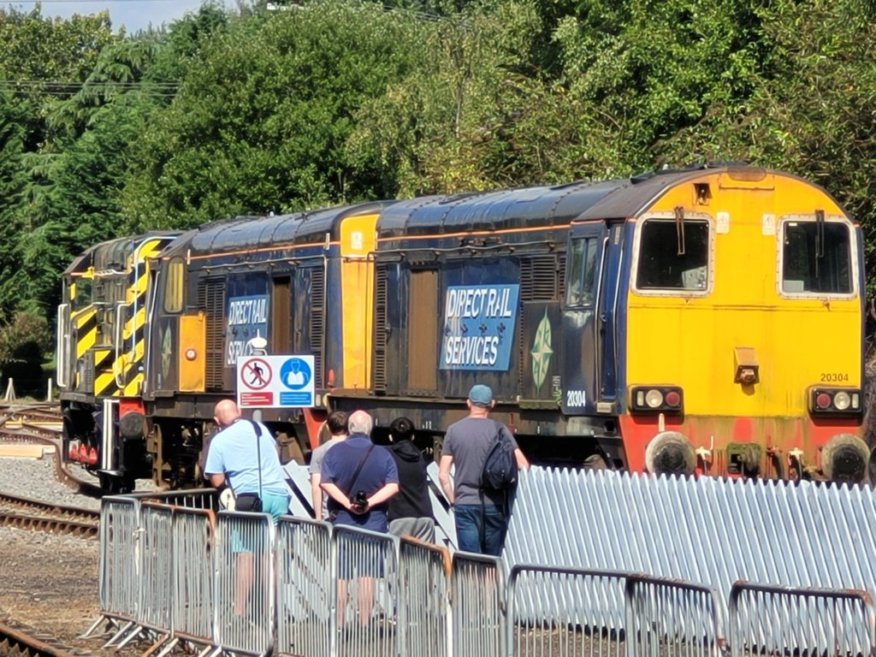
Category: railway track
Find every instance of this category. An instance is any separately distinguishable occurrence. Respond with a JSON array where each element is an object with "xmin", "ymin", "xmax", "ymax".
[
  {"xmin": 0, "ymin": 404, "xmax": 103, "ymax": 498},
  {"xmin": 0, "ymin": 618, "xmax": 83, "ymax": 657},
  {"xmin": 0, "ymin": 492, "xmax": 99, "ymax": 538}
]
